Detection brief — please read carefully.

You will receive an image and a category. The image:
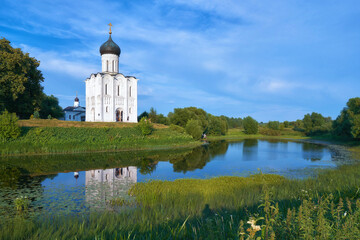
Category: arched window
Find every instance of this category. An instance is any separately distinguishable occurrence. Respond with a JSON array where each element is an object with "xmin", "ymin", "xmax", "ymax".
[
  {"xmin": 105, "ymin": 84, "xmax": 107, "ymax": 95},
  {"xmin": 117, "ymin": 85, "xmax": 120, "ymax": 96},
  {"xmin": 112, "ymin": 60, "xmax": 114, "ymax": 72},
  {"xmin": 106, "ymin": 106, "xmax": 108, "ymax": 112},
  {"xmin": 129, "ymin": 86, "xmax": 132, "ymax": 97},
  {"xmin": 106, "ymin": 60, "xmax": 108, "ymax": 72}
]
